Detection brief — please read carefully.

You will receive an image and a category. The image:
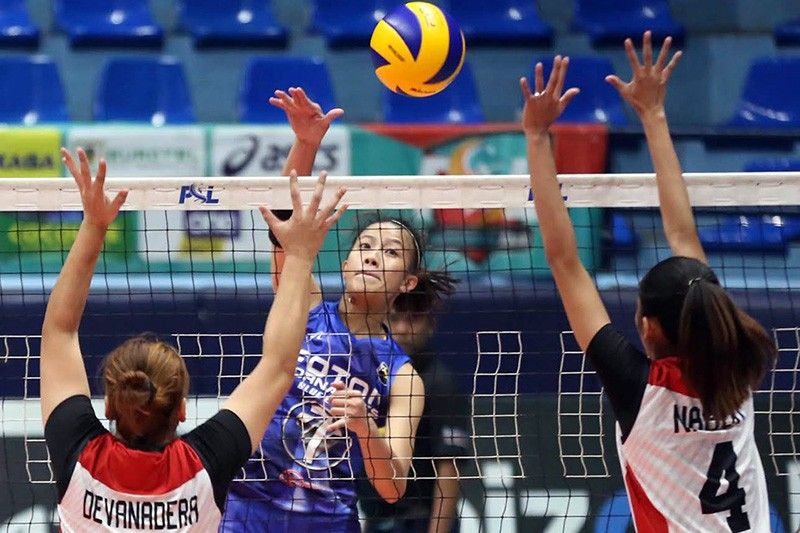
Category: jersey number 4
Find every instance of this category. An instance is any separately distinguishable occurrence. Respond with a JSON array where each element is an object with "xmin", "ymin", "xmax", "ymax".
[{"xmin": 699, "ymin": 441, "xmax": 750, "ymax": 532}]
